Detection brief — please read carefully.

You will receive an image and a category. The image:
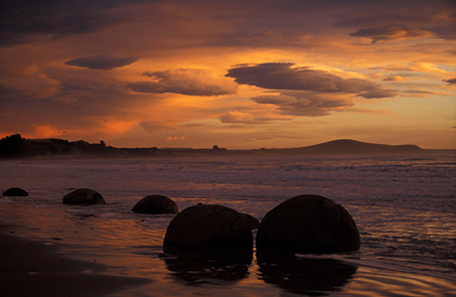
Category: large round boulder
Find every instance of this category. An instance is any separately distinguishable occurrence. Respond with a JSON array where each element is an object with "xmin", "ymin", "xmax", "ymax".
[
  {"xmin": 2, "ymin": 187, "xmax": 29, "ymax": 197},
  {"xmin": 256, "ymin": 195, "xmax": 360, "ymax": 254},
  {"xmin": 62, "ymin": 188, "xmax": 105, "ymax": 205},
  {"xmin": 241, "ymin": 213, "xmax": 260, "ymax": 230},
  {"xmin": 132, "ymin": 195, "xmax": 179, "ymax": 214},
  {"xmin": 163, "ymin": 204, "xmax": 253, "ymax": 254}
]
